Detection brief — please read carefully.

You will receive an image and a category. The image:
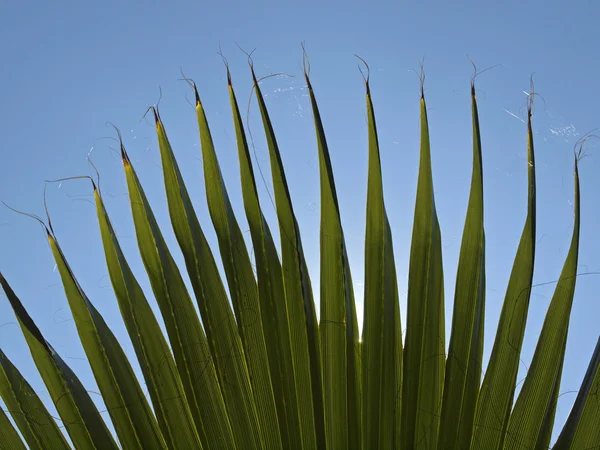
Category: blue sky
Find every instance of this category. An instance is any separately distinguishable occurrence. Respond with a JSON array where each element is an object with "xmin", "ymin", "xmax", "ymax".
[{"xmin": 1, "ymin": 1, "xmax": 599, "ymax": 445}]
